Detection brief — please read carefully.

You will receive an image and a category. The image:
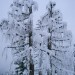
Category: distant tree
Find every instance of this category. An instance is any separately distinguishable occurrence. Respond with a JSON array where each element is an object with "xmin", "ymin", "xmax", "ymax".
[{"xmin": 73, "ymin": 44, "xmax": 75, "ymax": 75}]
